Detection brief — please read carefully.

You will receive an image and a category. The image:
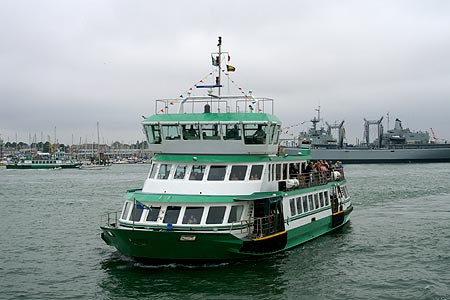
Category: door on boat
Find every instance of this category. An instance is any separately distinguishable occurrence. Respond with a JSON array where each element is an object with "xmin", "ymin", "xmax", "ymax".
[
  {"xmin": 330, "ymin": 186, "xmax": 345, "ymax": 227},
  {"xmin": 252, "ymin": 195, "xmax": 285, "ymax": 238}
]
